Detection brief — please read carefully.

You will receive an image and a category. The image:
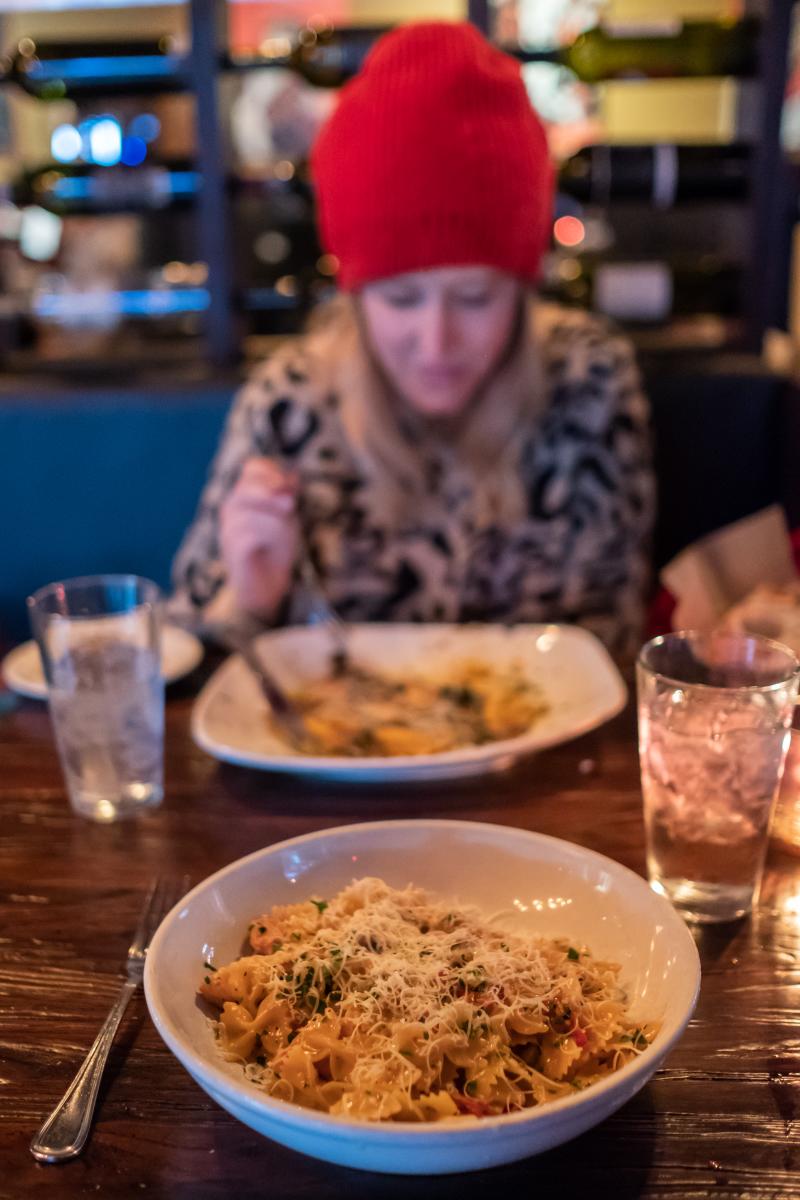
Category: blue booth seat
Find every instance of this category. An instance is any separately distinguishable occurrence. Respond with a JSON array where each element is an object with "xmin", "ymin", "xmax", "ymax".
[{"xmin": 0, "ymin": 383, "xmax": 232, "ymax": 645}]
